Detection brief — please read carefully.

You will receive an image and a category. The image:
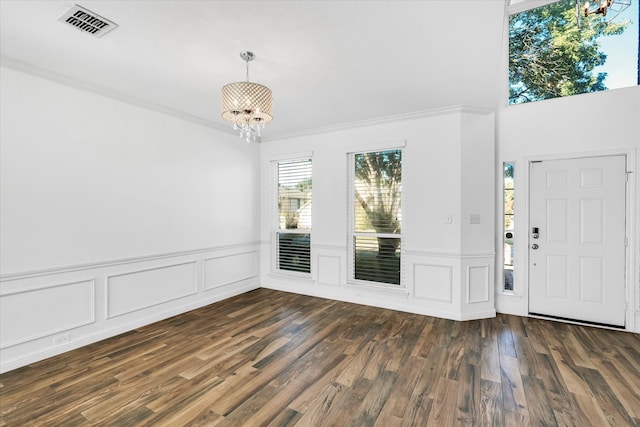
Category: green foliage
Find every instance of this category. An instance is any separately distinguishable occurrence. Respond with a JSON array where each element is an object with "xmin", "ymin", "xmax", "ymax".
[
  {"xmin": 354, "ymin": 150, "xmax": 402, "ymax": 236},
  {"xmin": 504, "ymin": 162, "xmax": 514, "ymax": 179},
  {"xmin": 509, "ymin": 0, "xmax": 628, "ymax": 104},
  {"xmin": 296, "ymin": 177, "xmax": 312, "ymax": 192}
]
